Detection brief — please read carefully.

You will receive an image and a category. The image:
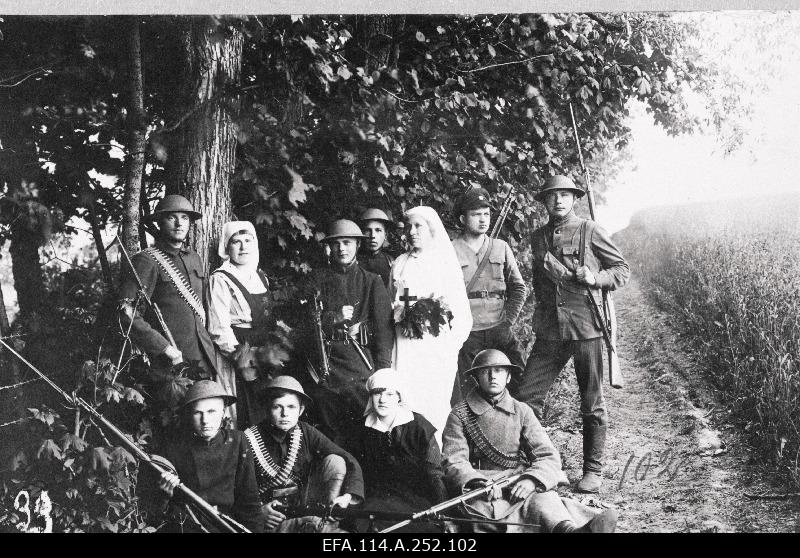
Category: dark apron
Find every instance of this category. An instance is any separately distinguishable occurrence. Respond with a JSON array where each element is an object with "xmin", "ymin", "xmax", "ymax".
[{"xmin": 214, "ymin": 269, "xmax": 272, "ymax": 428}]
